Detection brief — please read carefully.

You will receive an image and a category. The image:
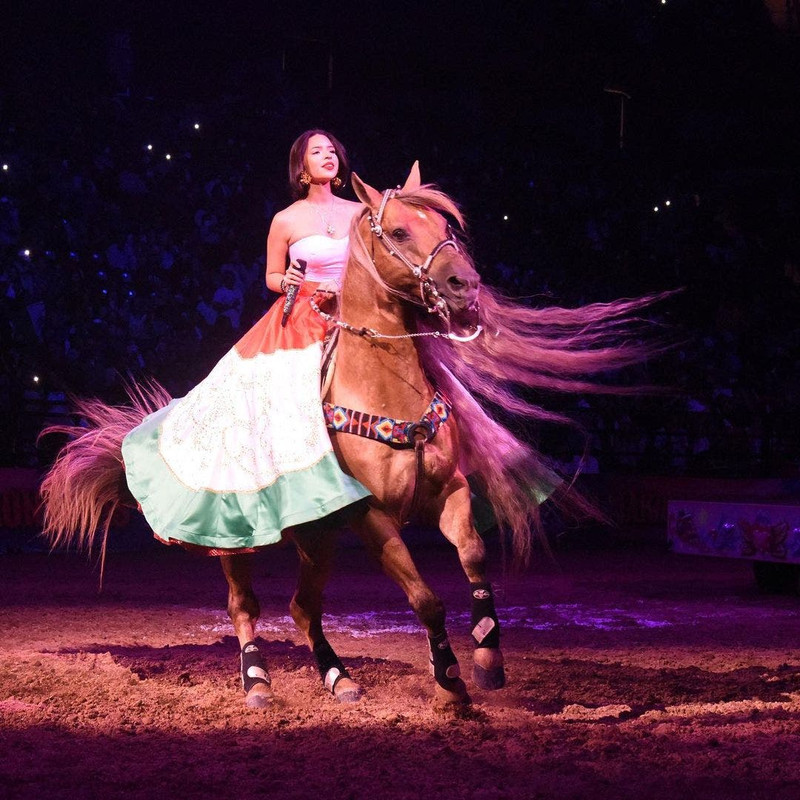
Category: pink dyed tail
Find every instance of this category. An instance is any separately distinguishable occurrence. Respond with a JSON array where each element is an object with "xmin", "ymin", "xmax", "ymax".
[{"xmin": 38, "ymin": 381, "xmax": 171, "ymax": 561}]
